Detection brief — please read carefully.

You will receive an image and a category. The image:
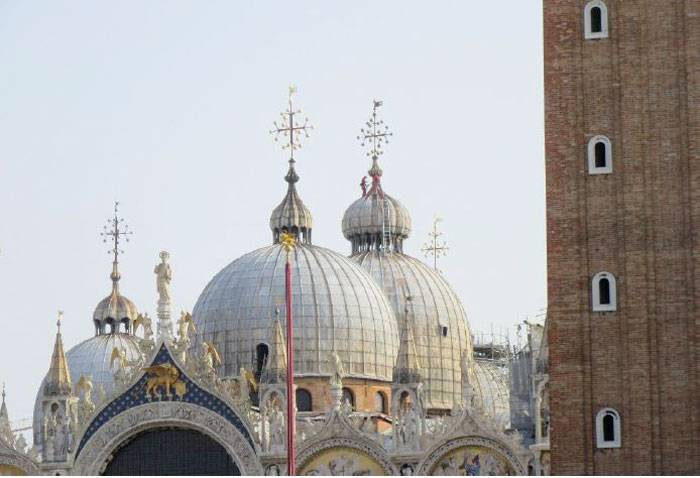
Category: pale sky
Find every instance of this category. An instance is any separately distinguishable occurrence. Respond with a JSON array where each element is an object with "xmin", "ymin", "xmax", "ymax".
[{"xmin": 0, "ymin": 1, "xmax": 545, "ymax": 424}]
